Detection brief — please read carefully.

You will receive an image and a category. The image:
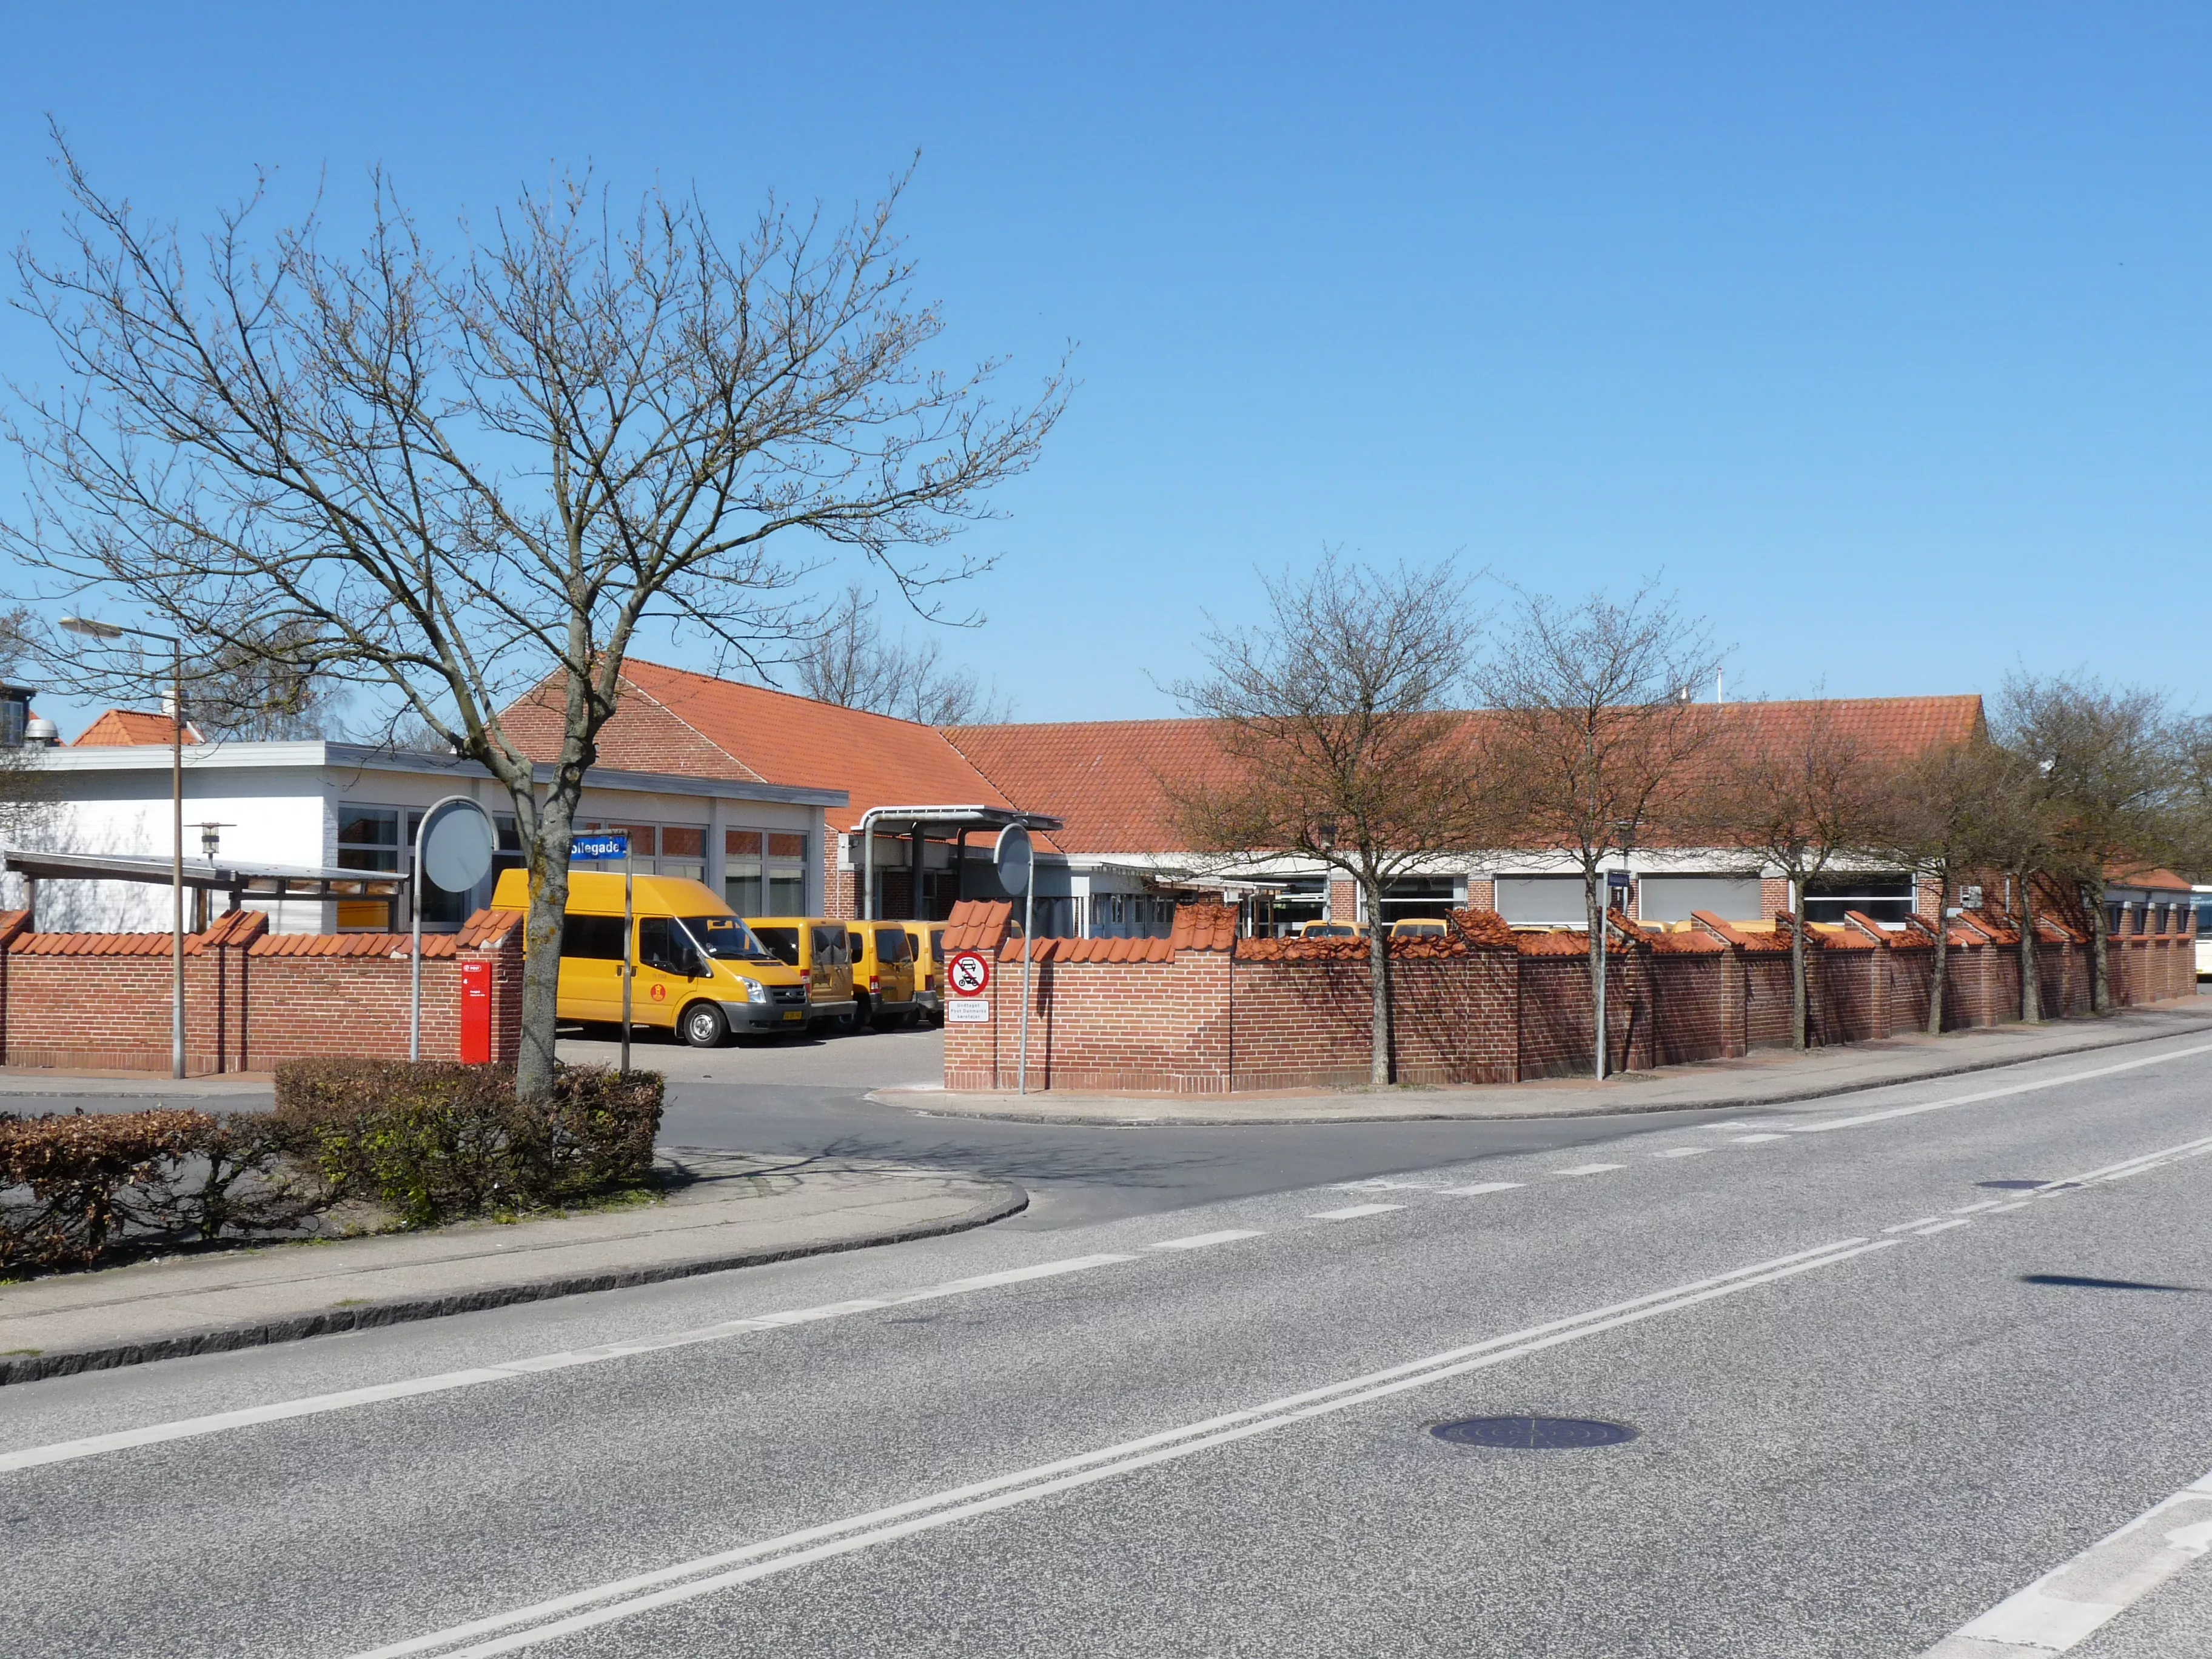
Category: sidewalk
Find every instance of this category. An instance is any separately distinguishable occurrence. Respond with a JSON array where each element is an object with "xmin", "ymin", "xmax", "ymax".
[
  {"xmin": 884, "ymin": 1001, "xmax": 2212, "ymax": 1126},
  {"xmin": 0, "ymin": 1151, "xmax": 1024, "ymax": 1386}
]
